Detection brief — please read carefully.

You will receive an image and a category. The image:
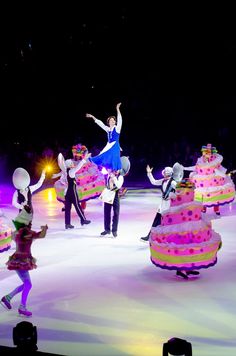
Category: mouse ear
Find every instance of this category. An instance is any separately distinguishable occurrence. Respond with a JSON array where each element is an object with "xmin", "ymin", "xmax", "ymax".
[
  {"xmin": 172, "ymin": 162, "xmax": 184, "ymax": 182},
  {"xmin": 120, "ymin": 156, "xmax": 131, "ymax": 176},
  {"xmin": 58, "ymin": 153, "xmax": 67, "ymax": 173}
]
